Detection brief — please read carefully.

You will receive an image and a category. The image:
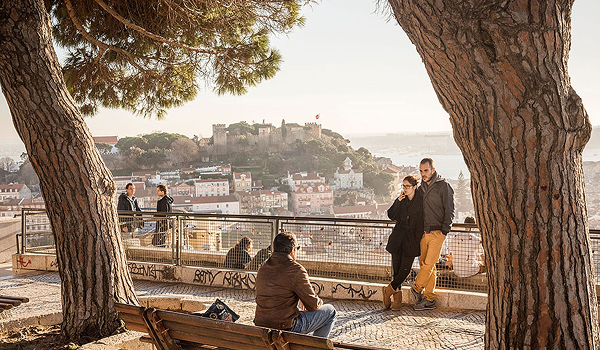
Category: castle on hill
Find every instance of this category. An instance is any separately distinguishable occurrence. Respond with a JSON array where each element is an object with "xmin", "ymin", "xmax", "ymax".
[{"xmin": 210, "ymin": 120, "xmax": 322, "ymax": 155}]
